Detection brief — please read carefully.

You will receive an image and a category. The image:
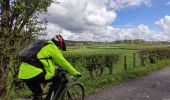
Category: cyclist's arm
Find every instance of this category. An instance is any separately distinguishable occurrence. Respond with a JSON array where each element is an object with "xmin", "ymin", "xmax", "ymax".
[{"xmin": 47, "ymin": 44, "xmax": 80, "ymax": 76}]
